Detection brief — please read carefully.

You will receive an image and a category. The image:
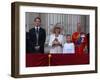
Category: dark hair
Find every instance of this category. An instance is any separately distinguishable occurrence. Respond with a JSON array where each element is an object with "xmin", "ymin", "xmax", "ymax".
[
  {"xmin": 34, "ymin": 17, "xmax": 41, "ymax": 22},
  {"xmin": 66, "ymin": 34, "xmax": 71, "ymax": 37}
]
